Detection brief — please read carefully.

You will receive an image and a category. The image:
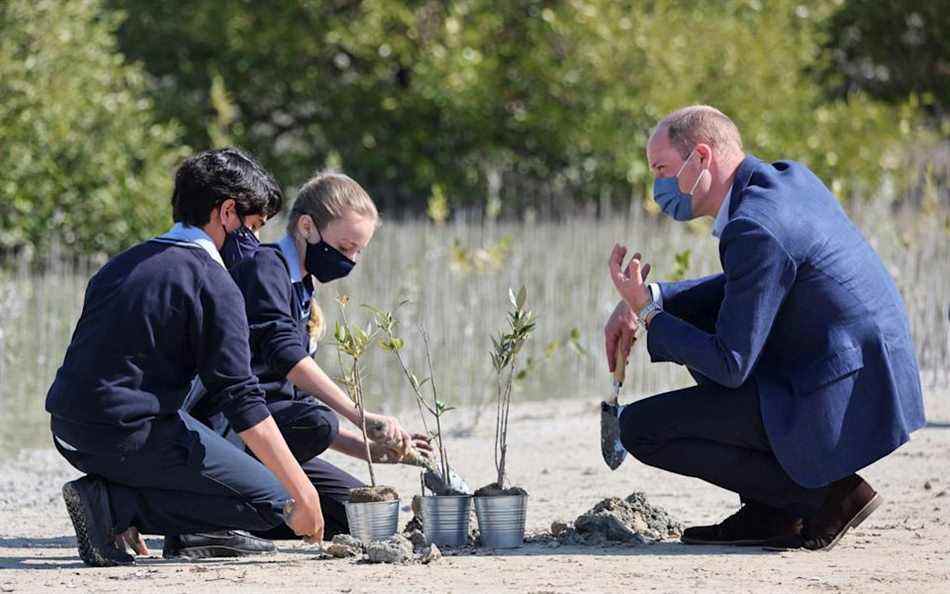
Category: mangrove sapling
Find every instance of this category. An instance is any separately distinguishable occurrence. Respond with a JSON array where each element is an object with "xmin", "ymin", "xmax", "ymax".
[
  {"xmin": 333, "ymin": 295, "xmax": 398, "ymax": 503},
  {"xmin": 370, "ymin": 303, "xmax": 464, "ymax": 495},
  {"xmin": 475, "ymin": 286, "xmax": 536, "ymax": 497}
]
